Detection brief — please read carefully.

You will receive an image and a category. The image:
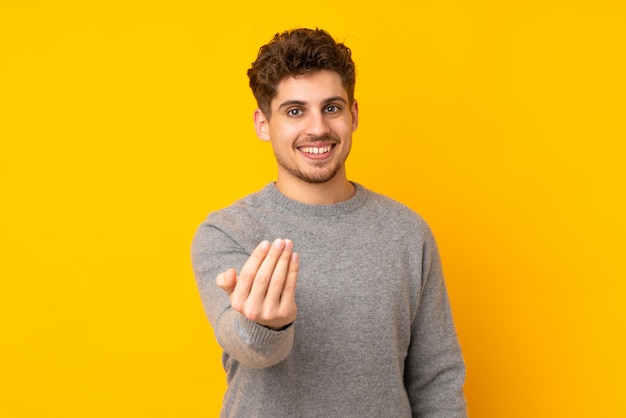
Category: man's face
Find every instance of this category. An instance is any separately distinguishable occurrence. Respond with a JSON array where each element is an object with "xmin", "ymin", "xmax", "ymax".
[{"xmin": 255, "ymin": 70, "xmax": 358, "ymax": 185}]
